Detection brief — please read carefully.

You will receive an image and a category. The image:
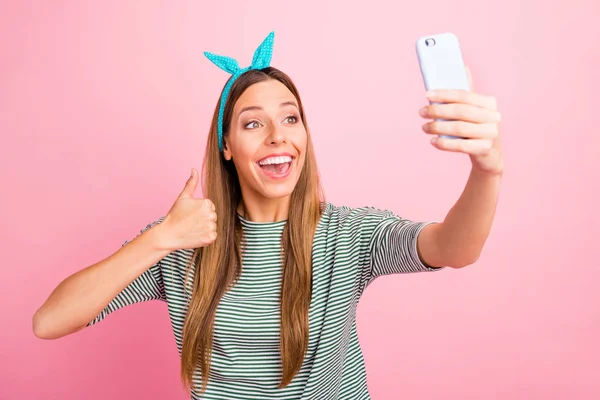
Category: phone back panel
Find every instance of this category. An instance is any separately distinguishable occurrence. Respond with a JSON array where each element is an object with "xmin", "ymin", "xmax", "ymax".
[
  {"xmin": 416, "ymin": 32, "xmax": 470, "ymax": 92},
  {"xmin": 416, "ymin": 33, "xmax": 470, "ymax": 139}
]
